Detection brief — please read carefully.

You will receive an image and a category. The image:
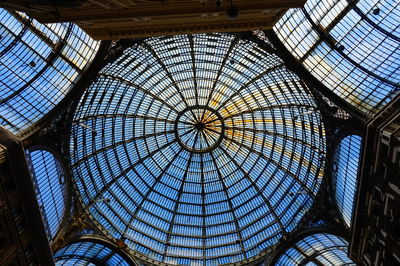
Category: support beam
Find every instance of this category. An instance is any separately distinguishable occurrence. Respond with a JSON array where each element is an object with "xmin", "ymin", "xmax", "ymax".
[
  {"xmin": 264, "ymin": 30, "xmax": 367, "ymax": 123},
  {"xmin": 1, "ymin": 0, "xmax": 306, "ymax": 40},
  {"xmin": 0, "ymin": 127, "xmax": 54, "ymax": 265}
]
